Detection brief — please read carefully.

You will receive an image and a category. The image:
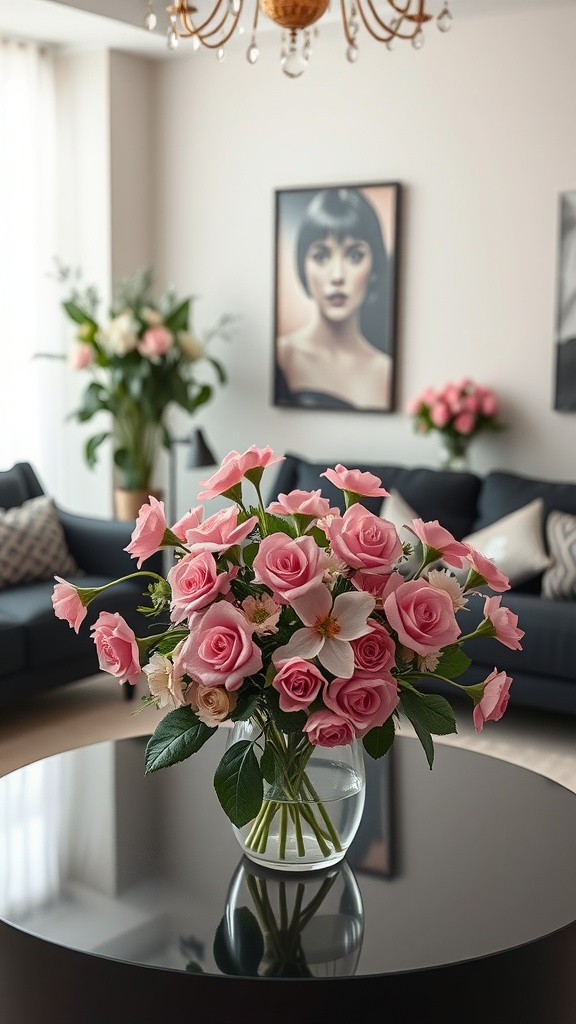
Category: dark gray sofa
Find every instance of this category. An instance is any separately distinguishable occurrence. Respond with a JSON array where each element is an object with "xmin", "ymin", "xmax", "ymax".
[
  {"xmin": 0, "ymin": 463, "xmax": 163, "ymax": 709},
  {"xmin": 268, "ymin": 454, "xmax": 576, "ymax": 717}
]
